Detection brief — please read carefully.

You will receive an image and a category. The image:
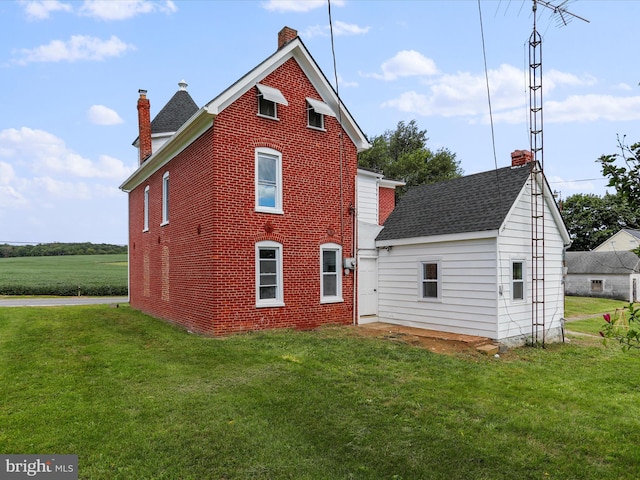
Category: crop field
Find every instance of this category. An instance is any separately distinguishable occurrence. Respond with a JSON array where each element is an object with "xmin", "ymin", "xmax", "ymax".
[{"xmin": 0, "ymin": 254, "xmax": 127, "ymax": 296}]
